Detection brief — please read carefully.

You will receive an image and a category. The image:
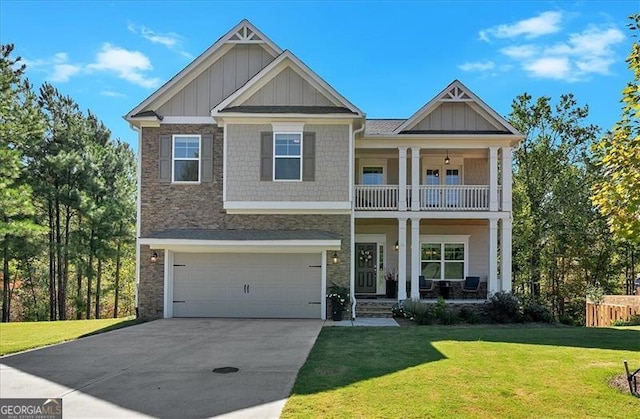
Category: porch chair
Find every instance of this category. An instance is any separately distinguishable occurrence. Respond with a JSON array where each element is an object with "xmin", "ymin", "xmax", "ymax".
[
  {"xmin": 419, "ymin": 275, "xmax": 435, "ymax": 298},
  {"xmin": 461, "ymin": 276, "xmax": 481, "ymax": 299}
]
